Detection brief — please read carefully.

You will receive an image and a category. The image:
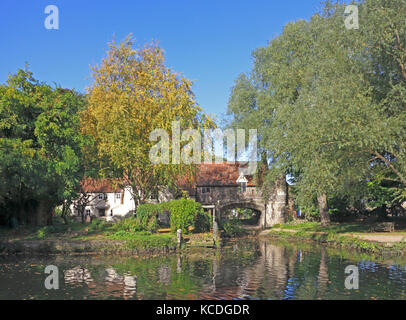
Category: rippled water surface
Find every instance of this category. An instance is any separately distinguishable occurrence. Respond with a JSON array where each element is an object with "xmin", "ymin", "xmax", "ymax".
[{"xmin": 1, "ymin": 238, "xmax": 406, "ymax": 300}]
